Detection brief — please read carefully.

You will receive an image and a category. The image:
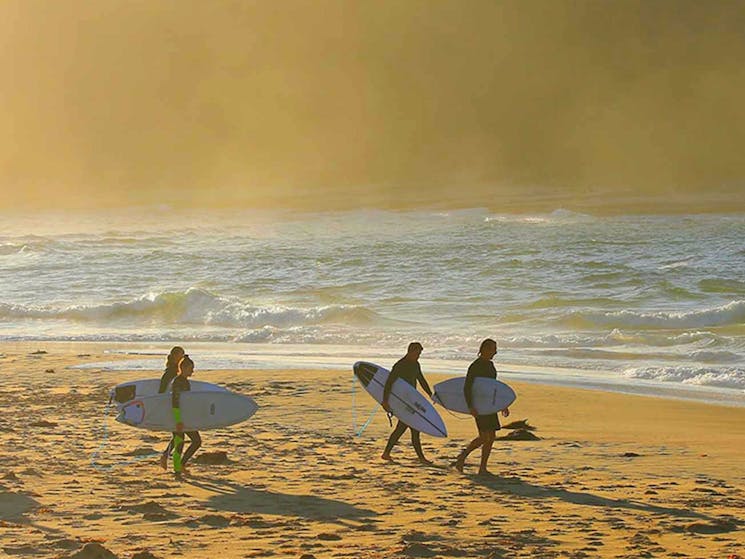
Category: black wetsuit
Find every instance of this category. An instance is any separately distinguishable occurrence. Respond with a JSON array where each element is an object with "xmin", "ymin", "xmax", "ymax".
[
  {"xmin": 464, "ymin": 357, "xmax": 500, "ymax": 432},
  {"xmin": 382, "ymin": 357, "xmax": 432, "ymax": 459},
  {"xmin": 159, "ymin": 364, "xmax": 178, "ymax": 460},
  {"xmin": 171, "ymin": 375, "xmax": 201, "ymax": 469},
  {"xmin": 159, "ymin": 364, "xmax": 178, "ymax": 394}
]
